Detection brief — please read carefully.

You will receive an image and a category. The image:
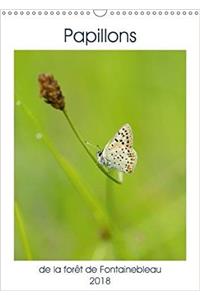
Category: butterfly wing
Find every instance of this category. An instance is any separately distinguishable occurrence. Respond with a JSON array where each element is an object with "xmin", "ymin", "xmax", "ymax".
[
  {"xmin": 105, "ymin": 123, "xmax": 133, "ymax": 149},
  {"xmin": 102, "ymin": 124, "xmax": 137, "ymax": 173},
  {"xmin": 105, "ymin": 147, "xmax": 137, "ymax": 173}
]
